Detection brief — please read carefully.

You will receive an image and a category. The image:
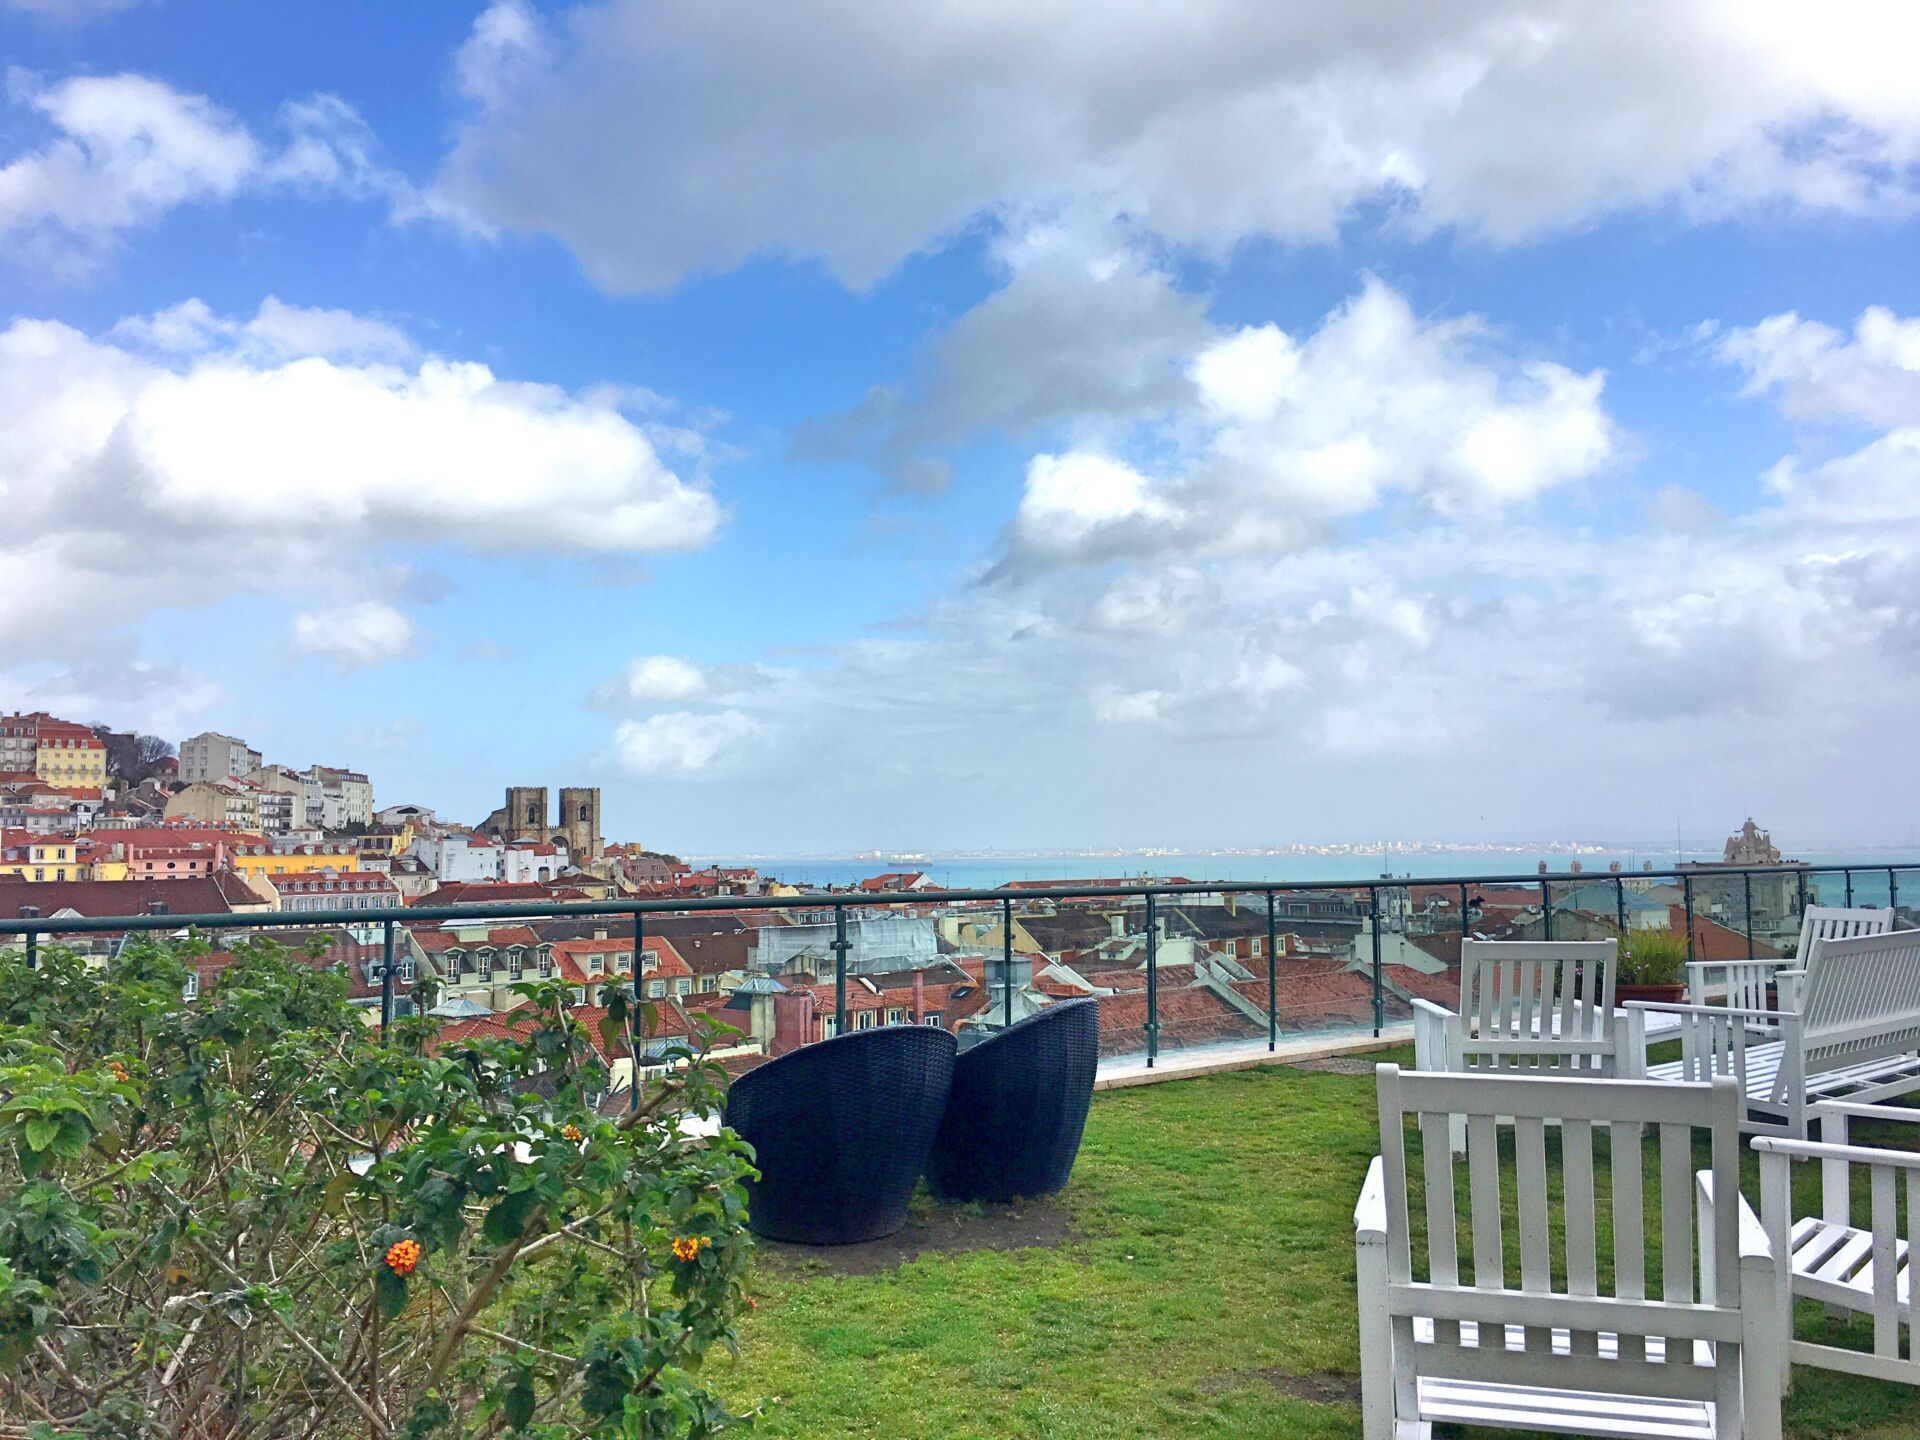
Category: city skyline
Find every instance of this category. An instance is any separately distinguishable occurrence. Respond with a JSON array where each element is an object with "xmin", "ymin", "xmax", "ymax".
[{"xmin": 6, "ymin": 4, "xmax": 1920, "ymax": 852}]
